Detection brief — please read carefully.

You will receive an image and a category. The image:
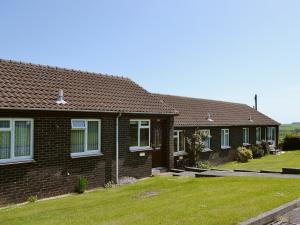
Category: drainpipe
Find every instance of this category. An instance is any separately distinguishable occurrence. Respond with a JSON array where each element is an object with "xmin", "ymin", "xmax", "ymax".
[{"xmin": 116, "ymin": 112, "xmax": 122, "ymax": 184}]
